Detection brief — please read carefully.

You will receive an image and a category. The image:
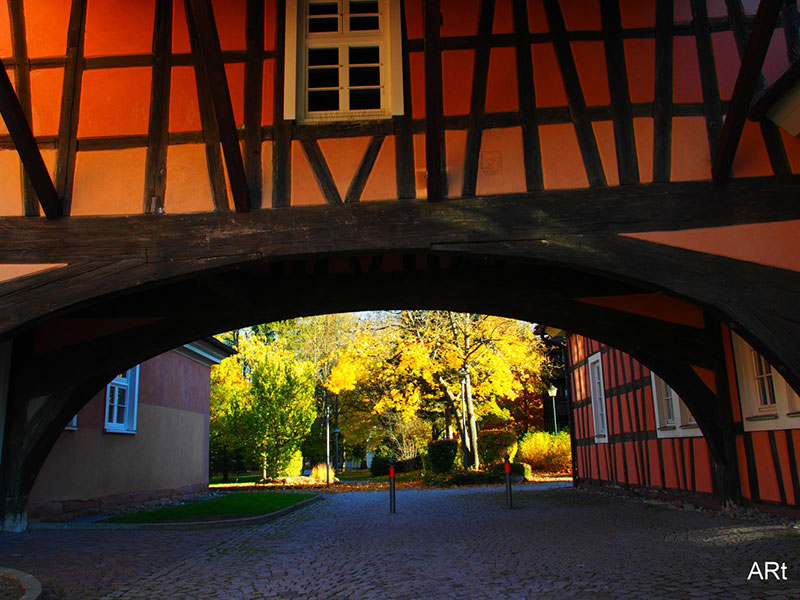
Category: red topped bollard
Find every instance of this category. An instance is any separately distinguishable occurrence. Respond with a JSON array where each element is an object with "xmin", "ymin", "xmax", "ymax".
[
  {"xmin": 389, "ymin": 457, "xmax": 397, "ymax": 514},
  {"xmin": 504, "ymin": 454, "xmax": 513, "ymax": 509}
]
